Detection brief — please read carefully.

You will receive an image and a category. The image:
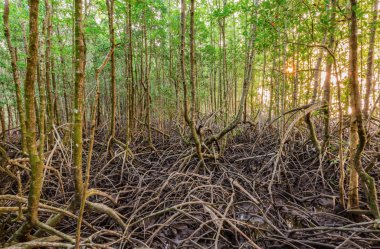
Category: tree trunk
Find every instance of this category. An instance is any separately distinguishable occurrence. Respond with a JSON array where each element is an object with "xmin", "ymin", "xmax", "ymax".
[
  {"xmin": 72, "ymin": 0, "xmax": 86, "ymax": 205},
  {"xmin": 0, "ymin": 106, "xmax": 6, "ymax": 141},
  {"xmin": 125, "ymin": 1, "xmax": 134, "ymax": 147},
  {"xmin": 180, "ymin": 0, "xmax": 205, "ymax": 166},
  {"xmin": 142, "ymin": 8, "xmax": 153, "ymax": 148},
  {"xmin": 363, "ymin": 0, "xmax": 379, "ymax": 118},
  {"xmin": 44, "ymin": 0, "xmax": 54, "ymax": 144},
  {"xmin": 3, "ymin": 0, "xmax": 27, "ymax": 153},
  {"xmin": 304, "ymin": 34, "xmax": 327, "ymax": 155},
  {"xmin": 322, "ymin": 0, "xmax": 336, "ymax": 149},
  {"xmin": 106, "ymin": 0, "xmax": 116, "ymax": 139},
  {"xmin": 51, "ymin": 57, "xmax": 60, "ymax": 125},
  {"xmin": 75, "ymin": 47, "xmax": 114, "ymax": 249},
  {"xmin": 37, "ymin": 5, "xmax": 48, "ymax": 159},
  {"xmin": 12, "ymin": 0, "xmax": 44, "ymax": 241},
  {"xmin": 205, "ymin": 12, "xmax": 257, "ymax": 145},
  {"xmin": 348, "ymin": 0, "xmax": 380, "ymax": 218},
  {"xmin": 348, "ymin": 121, "xmax": 359, "ymax": 209}
]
